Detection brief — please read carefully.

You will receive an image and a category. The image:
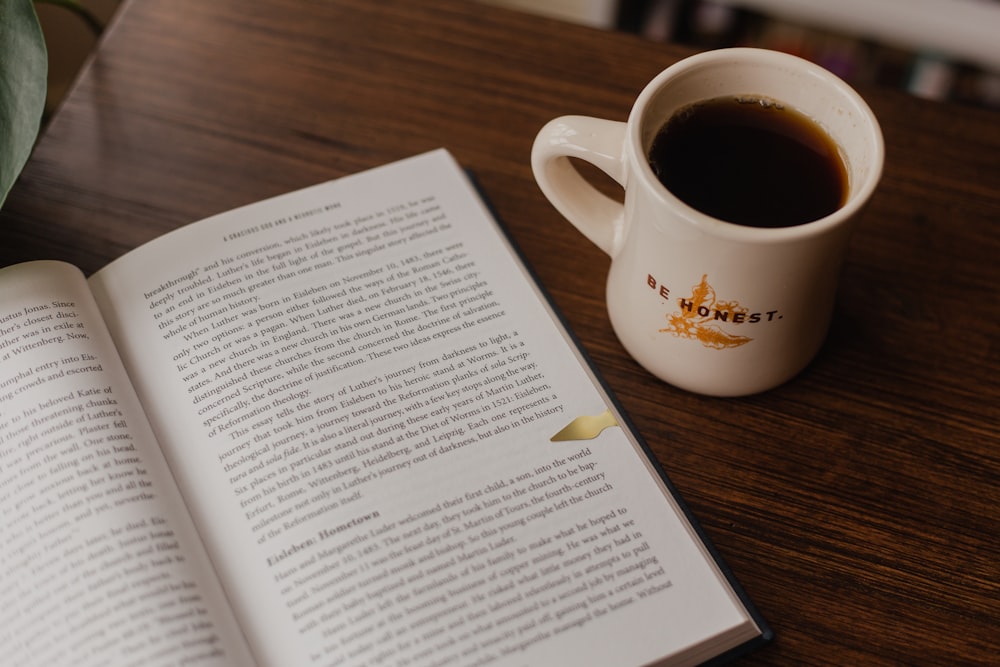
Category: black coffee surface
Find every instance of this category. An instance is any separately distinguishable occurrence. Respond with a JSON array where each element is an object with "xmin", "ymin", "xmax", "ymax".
[{"xmin": 648, "ymin": 96, "xmax": 847, "ymax": 228}]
